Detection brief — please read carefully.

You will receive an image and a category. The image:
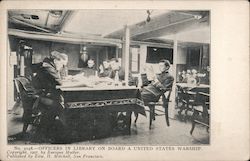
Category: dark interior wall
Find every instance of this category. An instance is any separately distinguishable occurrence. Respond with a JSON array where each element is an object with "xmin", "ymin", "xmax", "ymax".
[
  {"xmin": 9, "ymin": 36, "xmax": 81, "ymax": 69},
  {"xmin": 9, "ymin": 36, "xmax": 51, "ymax": 64},
  {"xmin": 146, "ymin": 47, "xmax": 173, "ymax": 64},
  {"xmin": 9, "ymin": 36, "xmax": 117, "ymax": 70}
]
